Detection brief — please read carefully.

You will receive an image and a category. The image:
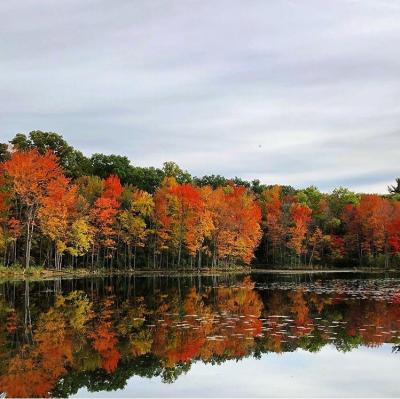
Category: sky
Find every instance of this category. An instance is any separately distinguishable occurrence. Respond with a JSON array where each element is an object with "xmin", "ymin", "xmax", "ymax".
[
  {"xmin": 1, "ymin": 0, "xmax": 399, "ymax": 193},
  {"xmin": 72, "ymin": 345, "xmax": 400, "ymax": 397}
]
